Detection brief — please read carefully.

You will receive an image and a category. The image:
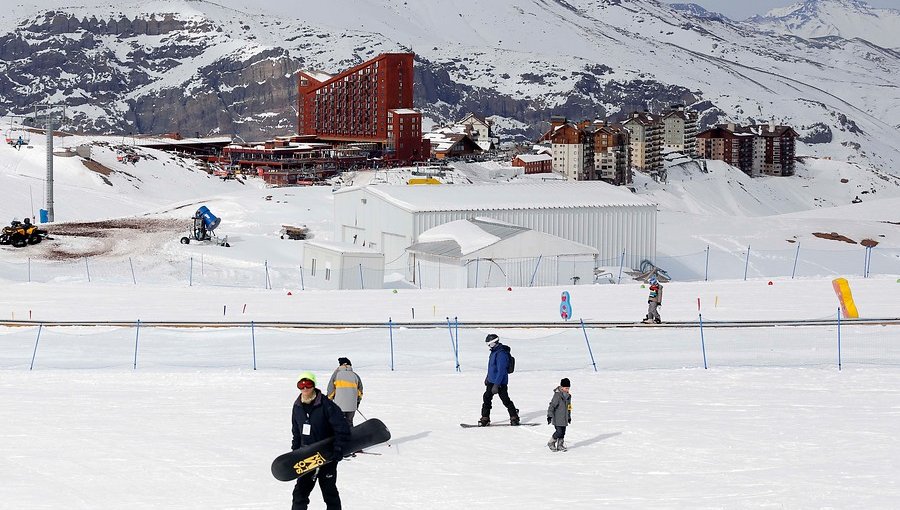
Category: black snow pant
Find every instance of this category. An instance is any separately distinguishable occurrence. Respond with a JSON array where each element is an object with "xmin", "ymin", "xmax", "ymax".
[
  {"xmin": 292, "ymin": 462, "xmax": 341, "ymax": 510},
  {"xmin": 552, "ymin": 425, "xmax": 567, "ymax": 440},
  {"xmin": 343, "ymin": 411, "xmax": 356, "ymax": 426},
  {"xmin": 481, "ymin": 382, "xmax": 517, "ymax": 419}
]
